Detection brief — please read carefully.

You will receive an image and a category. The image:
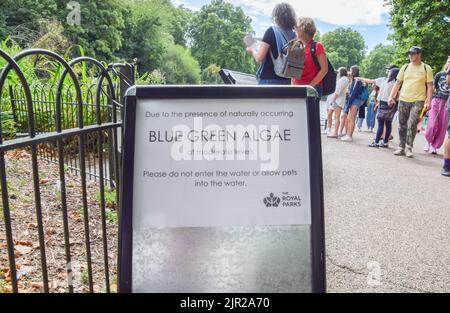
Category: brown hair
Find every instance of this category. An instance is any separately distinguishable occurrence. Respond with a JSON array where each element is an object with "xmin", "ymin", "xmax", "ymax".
[
  {"xmin": 296, "ymin": 17, "xmax": 317, "ymax": 38},
  {"xmin": 337, "ymin": 67, "xmax": 347, "ymax": 77},
  {"xmin": 350, "ymin": 65, "xmax": 360, "ymax": 78},
  {"xmin": 272, "ymin": 3, "xmax": 297, "ymax": 30}
]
